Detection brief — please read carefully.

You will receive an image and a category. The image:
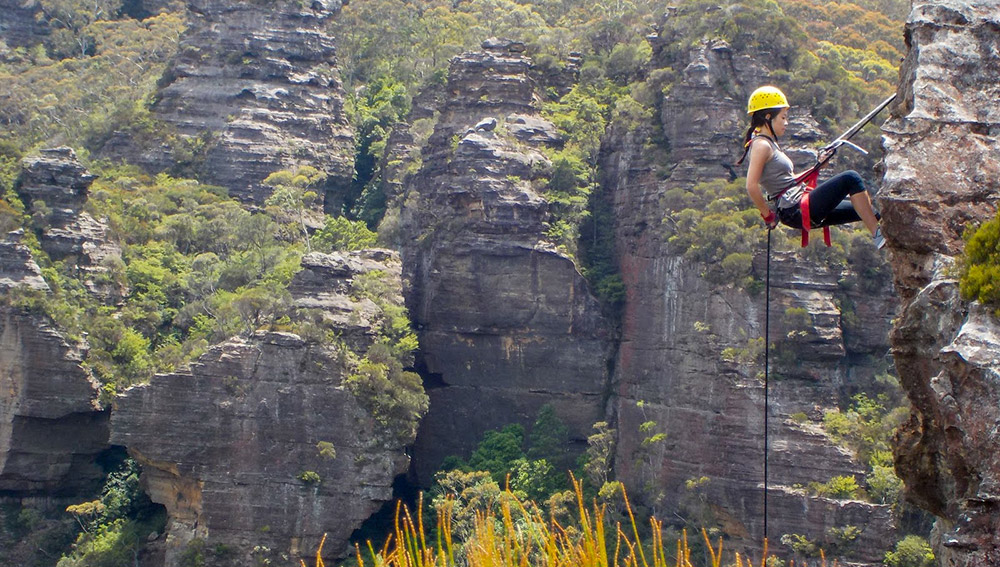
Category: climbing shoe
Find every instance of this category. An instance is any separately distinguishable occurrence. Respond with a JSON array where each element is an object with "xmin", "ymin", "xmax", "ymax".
[{"xmin": 873, "ymin": 227, "xmax": 886, "ymax": 249}]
